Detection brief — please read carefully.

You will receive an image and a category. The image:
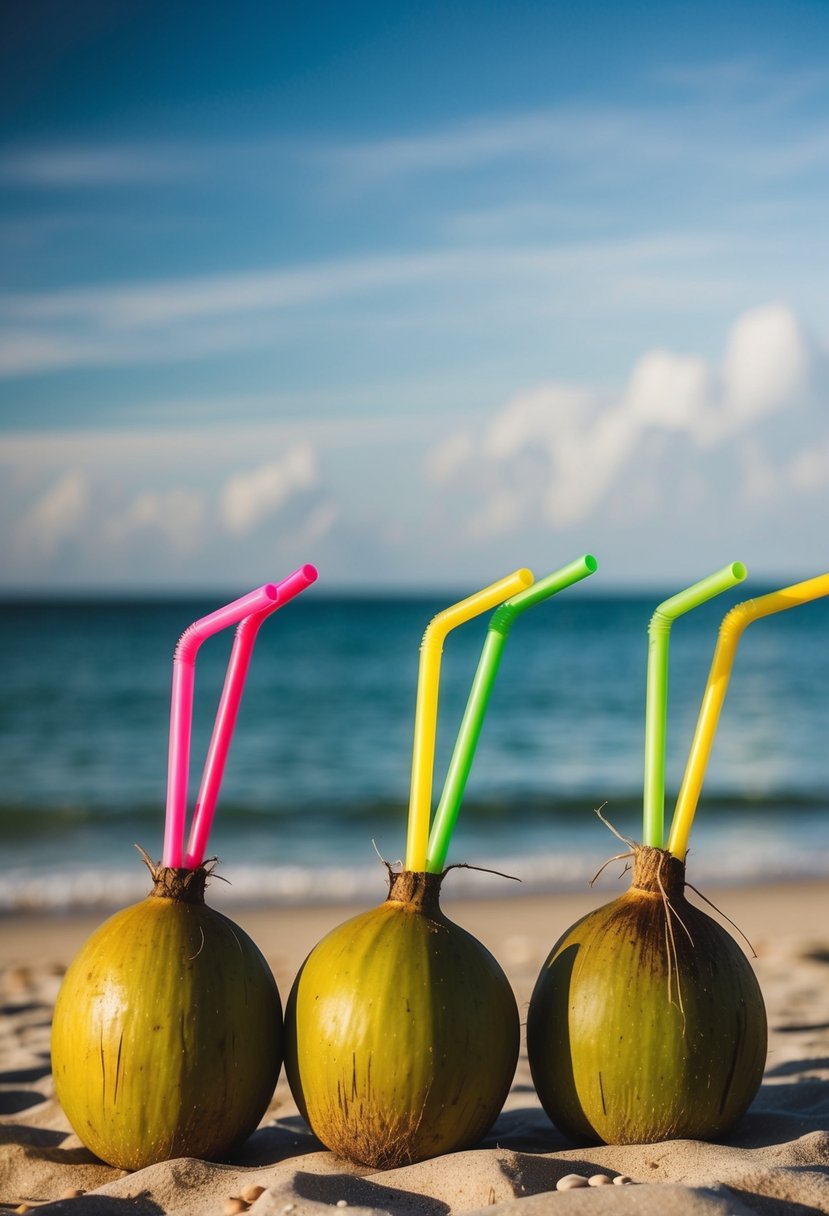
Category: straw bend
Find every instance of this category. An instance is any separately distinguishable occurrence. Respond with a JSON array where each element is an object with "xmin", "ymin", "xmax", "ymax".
[
  {"xmin": 182, "ymin": 564, "xmax": 319, "ymax": 869},
  {"xmin": 174, "ymin": 585, "xmax": 279, "ymax": 664},
  {"xmin": 667, "ymin": 571, "xmax": 829, "ymax": 861},
  {"xmin": 405, "ymin": 568, "xmax": 533, "ymax": 873},
  {"xmin": 424, "ymin": 554, "xmax": 598, "ymax": 873},
  {"xmin": 163, "ymin": 572, "xmax": 317, "ymax": 870},
  {"xmin": 650, "ymin": 562, "xmax": 748, "ymax": 632},
  {"xmin": 488, "ymin": 601, "xmax": 521, "ymax": 637},
  {"xmin": 641, "ymin": 561, "xmax": 747, "ymax": 851}
]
